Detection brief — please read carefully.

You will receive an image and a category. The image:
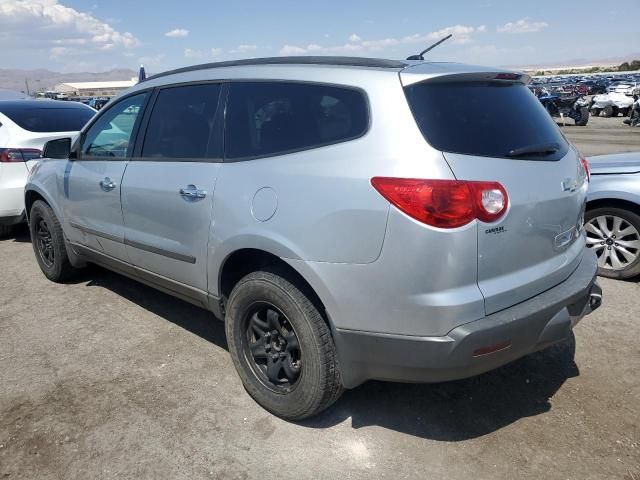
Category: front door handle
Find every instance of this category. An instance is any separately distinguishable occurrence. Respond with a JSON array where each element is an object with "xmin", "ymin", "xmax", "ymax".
[
  {"xmin": 99, "ymin": 177, "xmax": 116, "ymax": 192},
  {"xmin": 179, "ymin": 184, "xmax": 207, "ymax": 200}
]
